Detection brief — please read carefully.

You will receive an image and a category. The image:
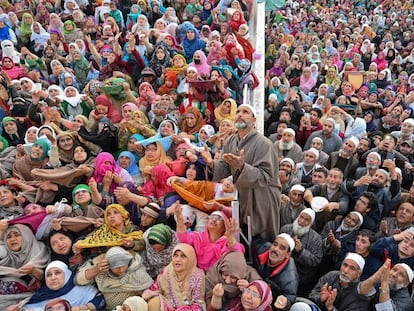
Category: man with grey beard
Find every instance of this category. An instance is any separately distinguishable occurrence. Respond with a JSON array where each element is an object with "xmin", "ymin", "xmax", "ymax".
[
  {"xmin": 360, "ymin": 259, "xmax": 414, "ymax": 311},
  {"xmin": 309, "ymin": 253, "xmax": 375, "ymax": 311},
  {"xmin": 320, "ymin": 211, "xmax": 364, "ymax": 273},
  {"xmin": 354, "ymin": 151, "xmax": 382, "ymax": 179},
  {"xmin": 280, "ymin": 208, "xmax": 323, "ymax": 296},
  {"xmin": 202, "ymin": 104, "xmax": 282, "ymax": 240},
  {"xmin": 274, "ymin": 128, "xmax": 303, "ymax": 163},
  {"xmin": 325, "ymin": 137, "xmax": 360, "ymax": 179}
]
